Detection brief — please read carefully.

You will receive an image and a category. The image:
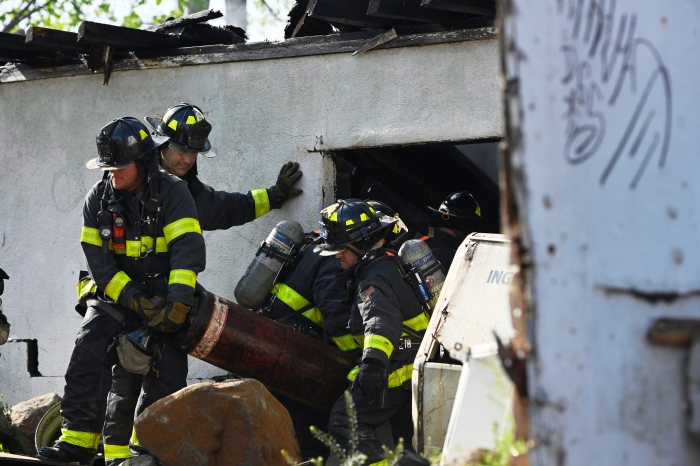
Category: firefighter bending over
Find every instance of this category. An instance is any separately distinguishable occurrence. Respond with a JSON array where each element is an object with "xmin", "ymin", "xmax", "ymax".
[
  {"xmin": 316, "ymin": 199, "xmax": 429, "ymax": 466},
  {"xmin": 38, "ymin": 117, "xmax": 205, "ymax": 465}
]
